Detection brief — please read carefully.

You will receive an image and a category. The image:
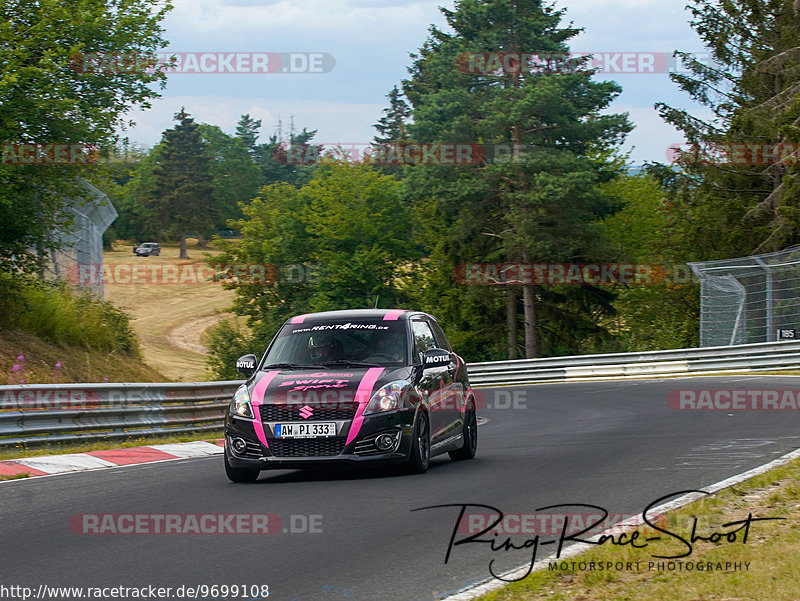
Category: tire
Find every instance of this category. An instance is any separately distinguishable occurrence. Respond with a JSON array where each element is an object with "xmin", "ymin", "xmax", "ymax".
[
  {"xmin": 449, "ymin": 401, "xmax": 477, "ymax": 461},
  {"xmin": 224, "ymin": 453, "xmax": 259, "ymax": 483},
  {"xmin": 406, "ymin": 412, "xmax": 430, "ymax": 474}
]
